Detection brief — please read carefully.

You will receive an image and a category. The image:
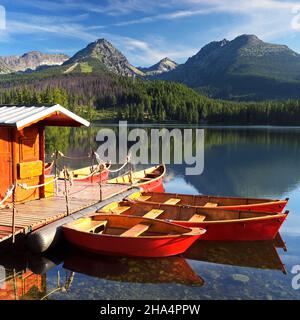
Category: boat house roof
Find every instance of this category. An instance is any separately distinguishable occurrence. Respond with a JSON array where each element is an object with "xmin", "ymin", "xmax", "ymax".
[{"xmin": 0, "ymin": 104, "xmax": 90, "ymax": 130}]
